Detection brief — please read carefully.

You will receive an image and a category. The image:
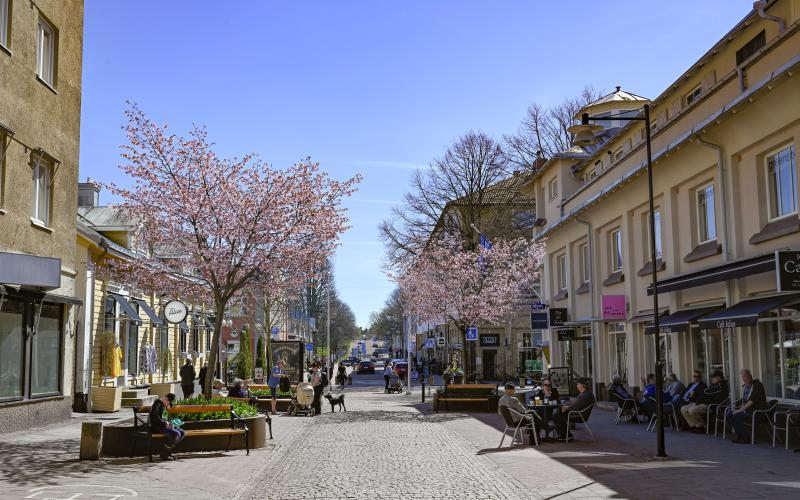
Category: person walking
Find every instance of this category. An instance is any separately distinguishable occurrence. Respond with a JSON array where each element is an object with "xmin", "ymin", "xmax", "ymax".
[
  {"xmin": 179, "ymin": 357, "xmax": 196, "ymax": 400},
  {"xmin": 383, "ymin": 362, "xmax": 393, "ymax": 393},
  {"xmin": 267, "ymin": 360, "xmax": 286, "ymax": 415},
  {"xmin": 198, "ymin": 363, "xmax": 208, "ymax": 397},
  {"xmin": 310, "ymin": 362, "xmax": 323, "ymax": 415},
  {"xmin": 149, "ymin": 393, "xmax": 185, "ymax": 461}
]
